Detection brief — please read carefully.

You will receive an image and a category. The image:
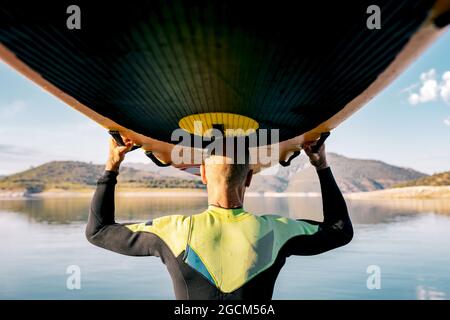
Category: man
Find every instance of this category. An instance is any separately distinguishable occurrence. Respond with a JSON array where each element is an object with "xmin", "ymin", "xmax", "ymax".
[{"xmin": 86, "ymin": 137, "xmax": 353, "ymax": 300}]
